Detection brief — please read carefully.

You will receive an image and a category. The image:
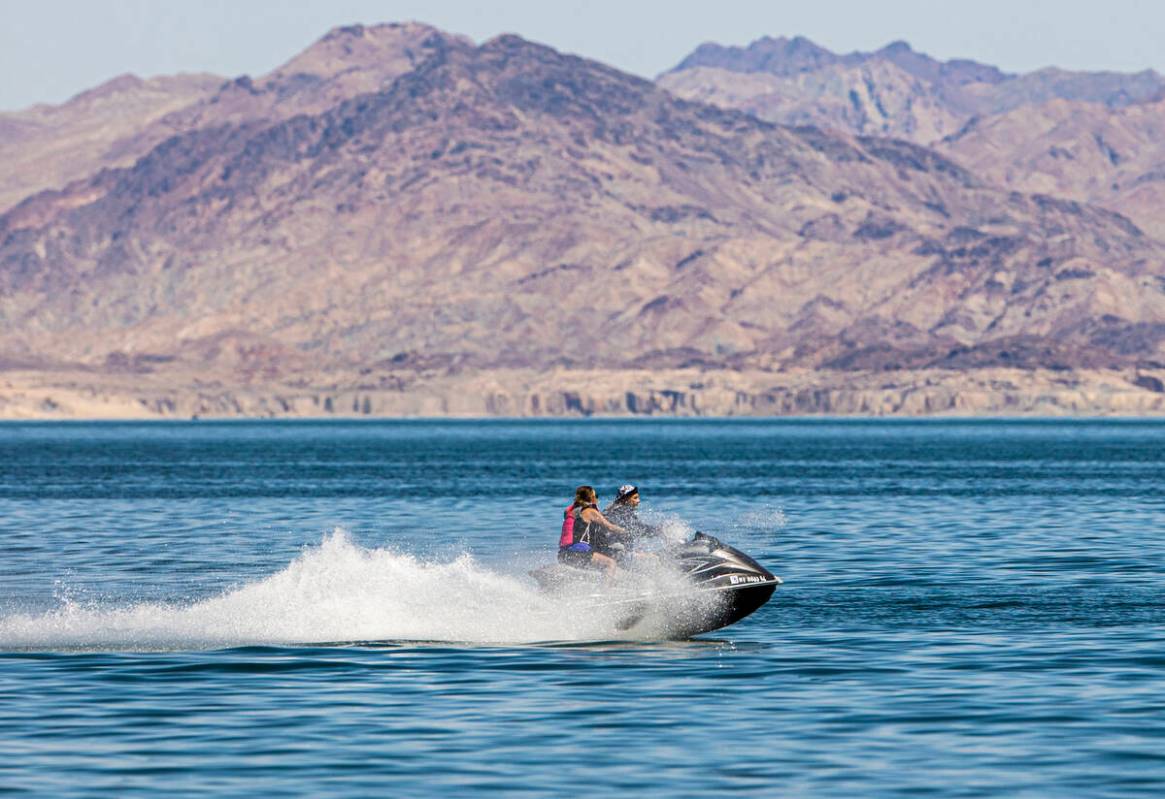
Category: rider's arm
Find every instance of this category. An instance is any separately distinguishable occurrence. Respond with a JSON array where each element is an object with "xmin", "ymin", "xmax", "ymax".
[
  {"xmin": 639, "ymin": 519, "xmax": 663, "ymax": 537},
  {"xmin": 583, "ymin": 507, "xmax": 626, "ymax": 536}
]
